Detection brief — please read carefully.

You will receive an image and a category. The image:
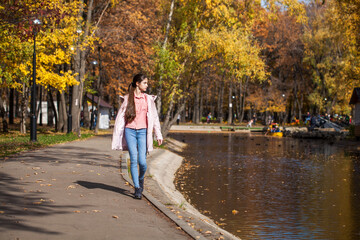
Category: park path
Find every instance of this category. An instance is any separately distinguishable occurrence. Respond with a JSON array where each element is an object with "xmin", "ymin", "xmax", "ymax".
[{"xmin": 0, "ymin": 134, "xmax": 190, "ymax": 240}]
